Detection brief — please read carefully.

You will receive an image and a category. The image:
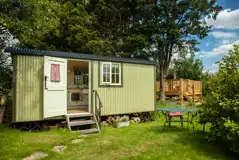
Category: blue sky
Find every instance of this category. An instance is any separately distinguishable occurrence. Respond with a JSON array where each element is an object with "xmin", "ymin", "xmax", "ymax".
[{"xmin": 196, "ymin": 0, "xmax": 239, "ymax": 72}]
